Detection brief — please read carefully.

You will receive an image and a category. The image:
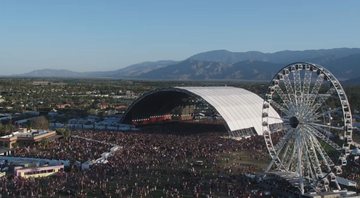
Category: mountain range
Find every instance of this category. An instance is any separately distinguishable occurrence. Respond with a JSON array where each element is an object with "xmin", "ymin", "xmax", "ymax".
[{"xmin": 15, "ymin": 48, "xmax": 360, "ymax": 82}]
